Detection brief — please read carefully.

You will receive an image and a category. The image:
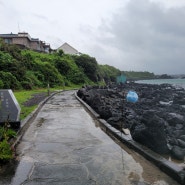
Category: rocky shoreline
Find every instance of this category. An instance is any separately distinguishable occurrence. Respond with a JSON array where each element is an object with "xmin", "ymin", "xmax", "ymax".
[{"xmin": 77, "ymin": 83, "xmax": 185, "ymax": 160}]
